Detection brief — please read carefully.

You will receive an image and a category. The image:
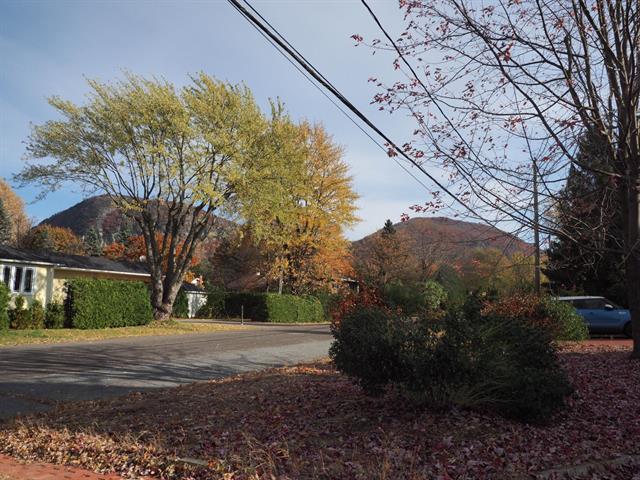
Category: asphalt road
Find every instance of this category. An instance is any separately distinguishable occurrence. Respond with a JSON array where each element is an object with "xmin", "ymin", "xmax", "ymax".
[{"xmin": 0, "ymin": 324, "xmax": 331, "ymax": 419}]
